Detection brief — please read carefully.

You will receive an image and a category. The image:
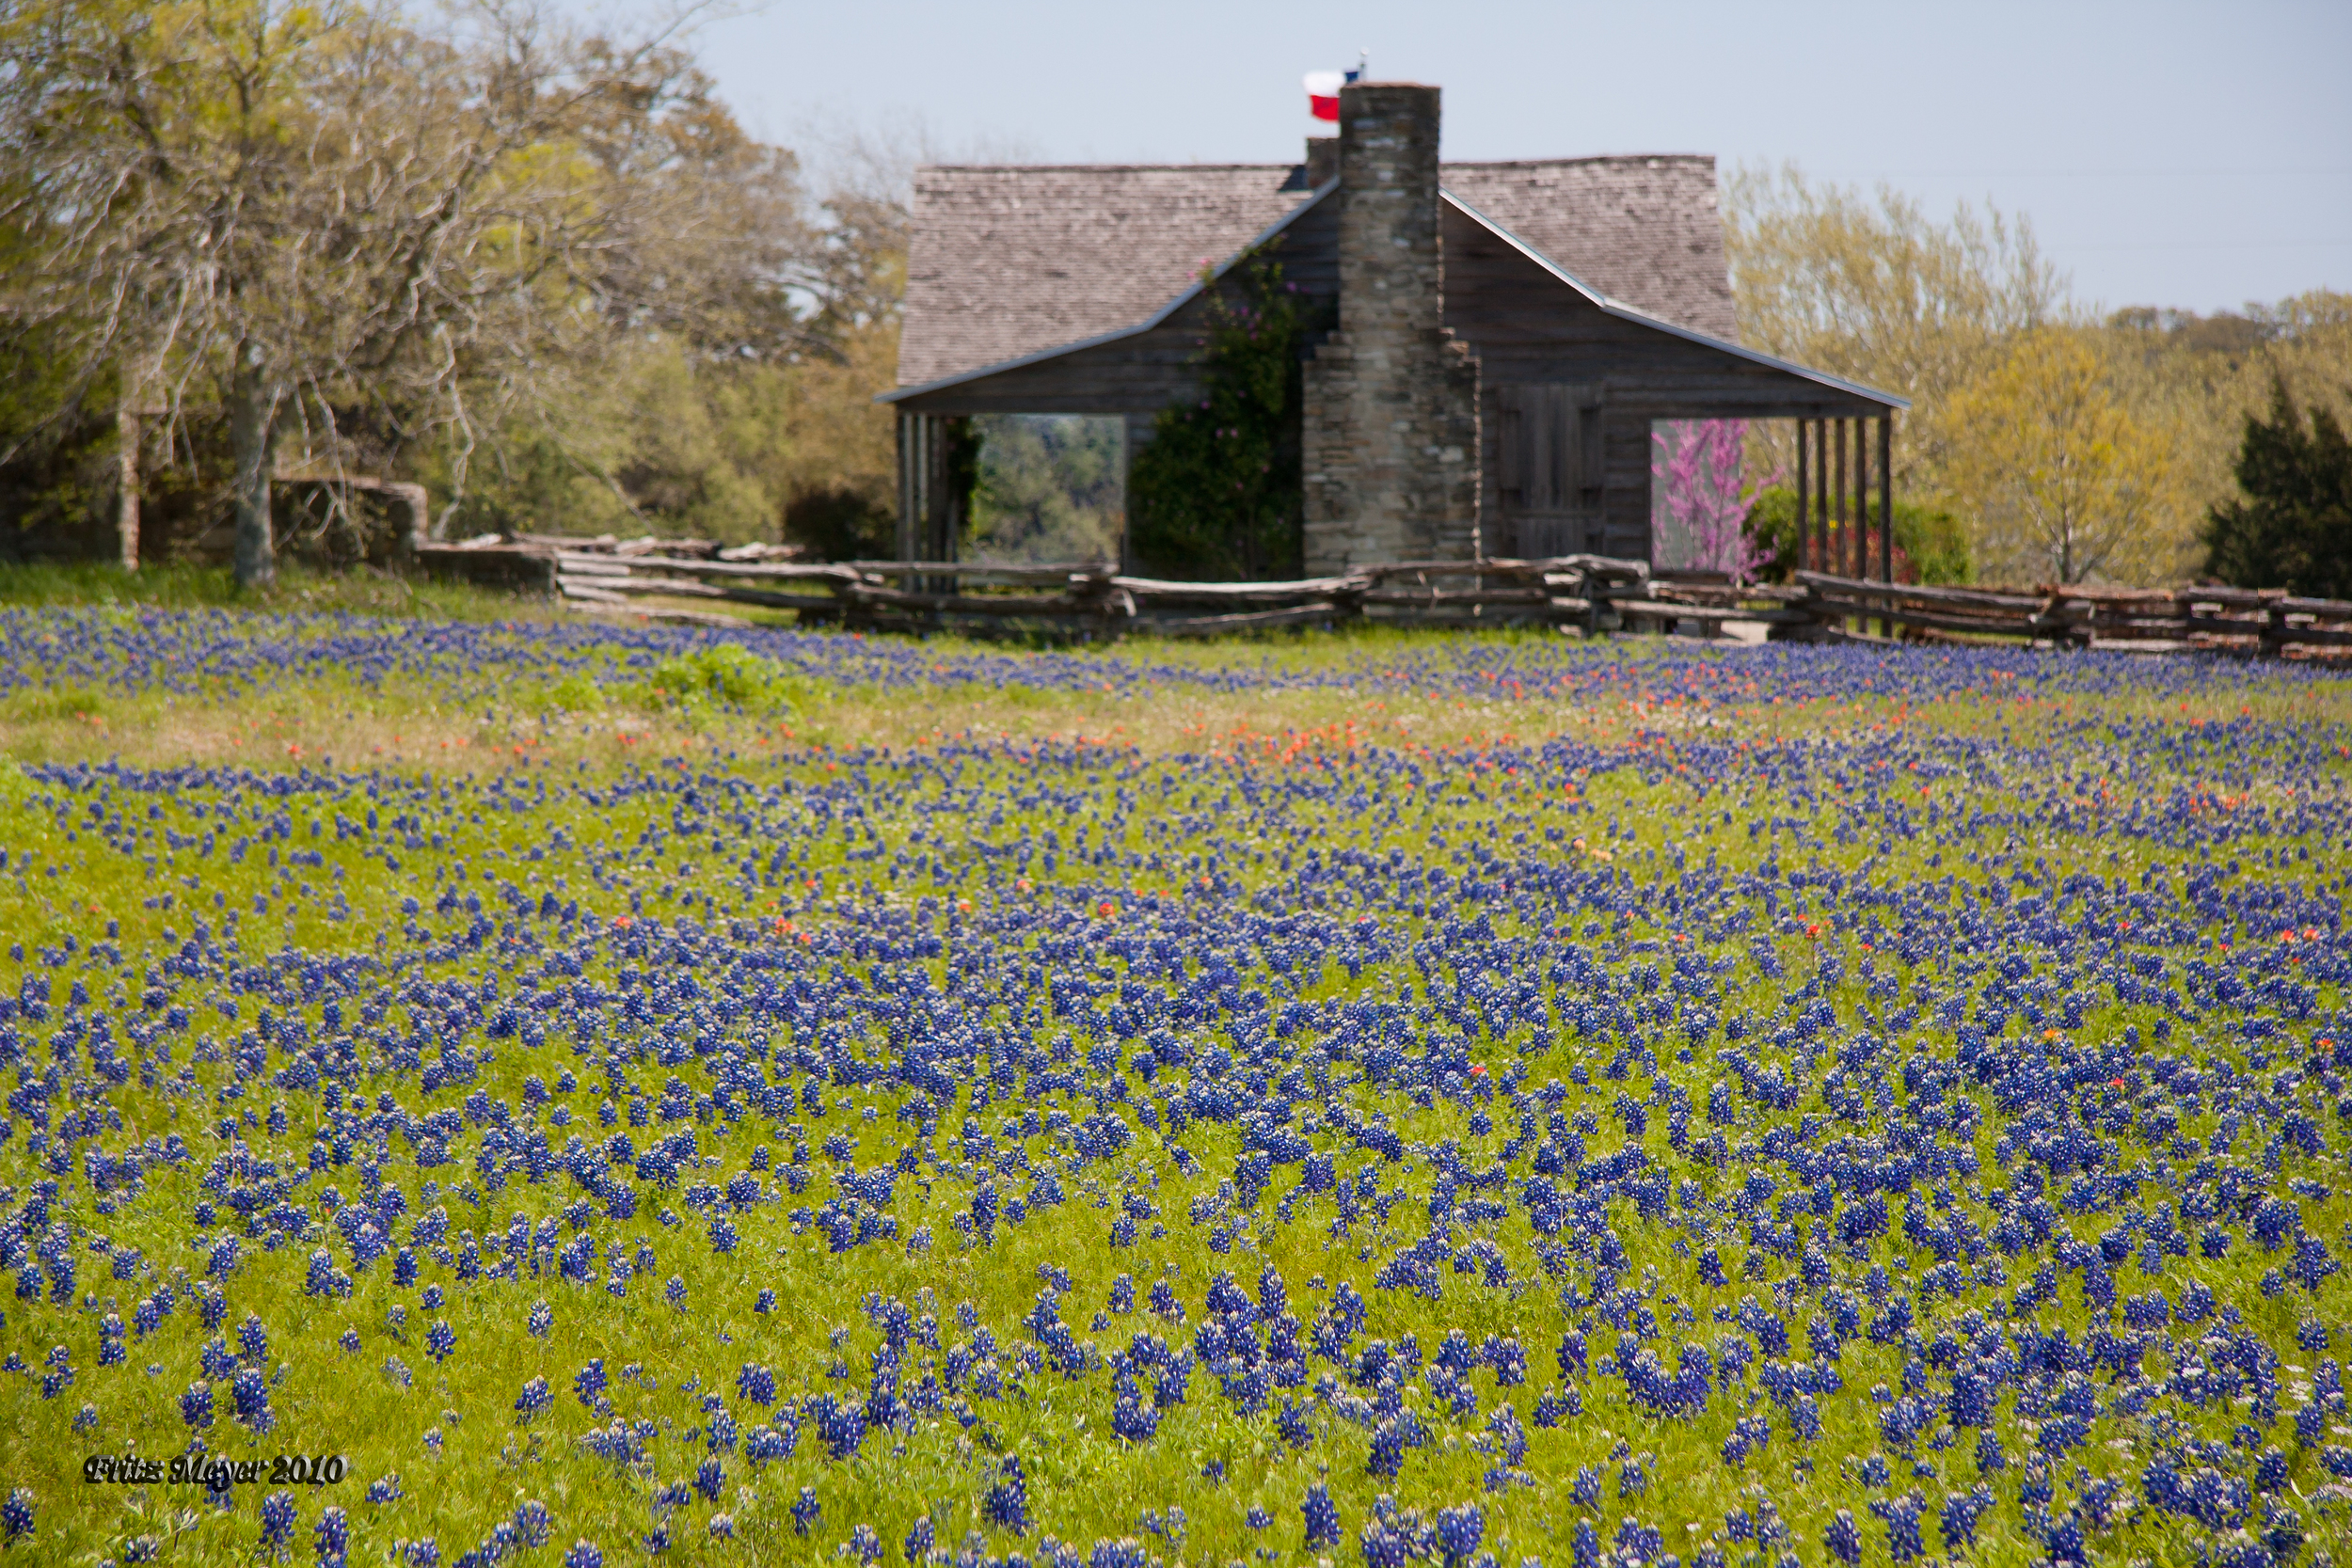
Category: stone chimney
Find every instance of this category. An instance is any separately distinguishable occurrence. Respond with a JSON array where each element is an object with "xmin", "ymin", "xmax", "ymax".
[
  {"xmin": 1303, "ymin": 136, "xmax": 1339, "ymax": 188},
  {"xmin": 1301, "ymin": 83, "xmax": 1480, "ymax": 572}
]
